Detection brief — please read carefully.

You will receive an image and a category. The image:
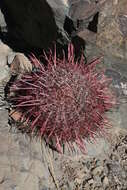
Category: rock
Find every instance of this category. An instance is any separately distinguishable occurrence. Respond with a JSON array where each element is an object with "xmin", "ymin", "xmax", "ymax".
[
  {"xmin": 68, "ymin": 0, "xmax": 106, "ymax": 31},
  {"xmin": 94, "ymin": 175, "xmax": 102, "ymax": 187},
  {"xmin": 0, "ymin": 41, "xmax": 12, "ymax": 66},
  {"xmin": 102, "ymin": 176, "xmax": 109, "ymax": 187},
  {"xmin": 87, "ymin": 178, "xmax": 94, "ymax": 185},
  {"xmin": 9, "ymin": 110, "xmax": 22, "ymax": 122},
  {"xmin": 10, "ymin": 53, "xmax": 32, "ymax": 75},
  {"xmin": 0, "ymin": 66, "xmax": 9, "ymax": 84},
  {"xmin": 0, "ymin": 9, "xmax": 7, "ymax": 33},
  {"xmin": 0, "ymin": 127, "xmax": 55, "ymax": 189},
  {"xmin": 19, "ymin": 173, "xmax": 39, "ymax": 190},
  {"xmin": 97, "ymin": 0, "xmax": 127, "ymax": 60},
  {"xmin": 69, "ymin": 1, "xmax": 95, "ymax": 20},
  {"xmin": 85, "ymin": 138, "xmax": 110, "ymax": 157},
  {"xmin": 0, "ymin": 41, "xmax": 12, "ymax": 83},
  {"xmin": 0, "ymin": 0, "xmax": 70, "ymax": 51},
  {"xmin": 77, "ymin": 28, "xmax": 97, "ymax": 44},
  {"xmin": 92, "ymin": 166, "xmax": 103, "ymax": 176}
]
